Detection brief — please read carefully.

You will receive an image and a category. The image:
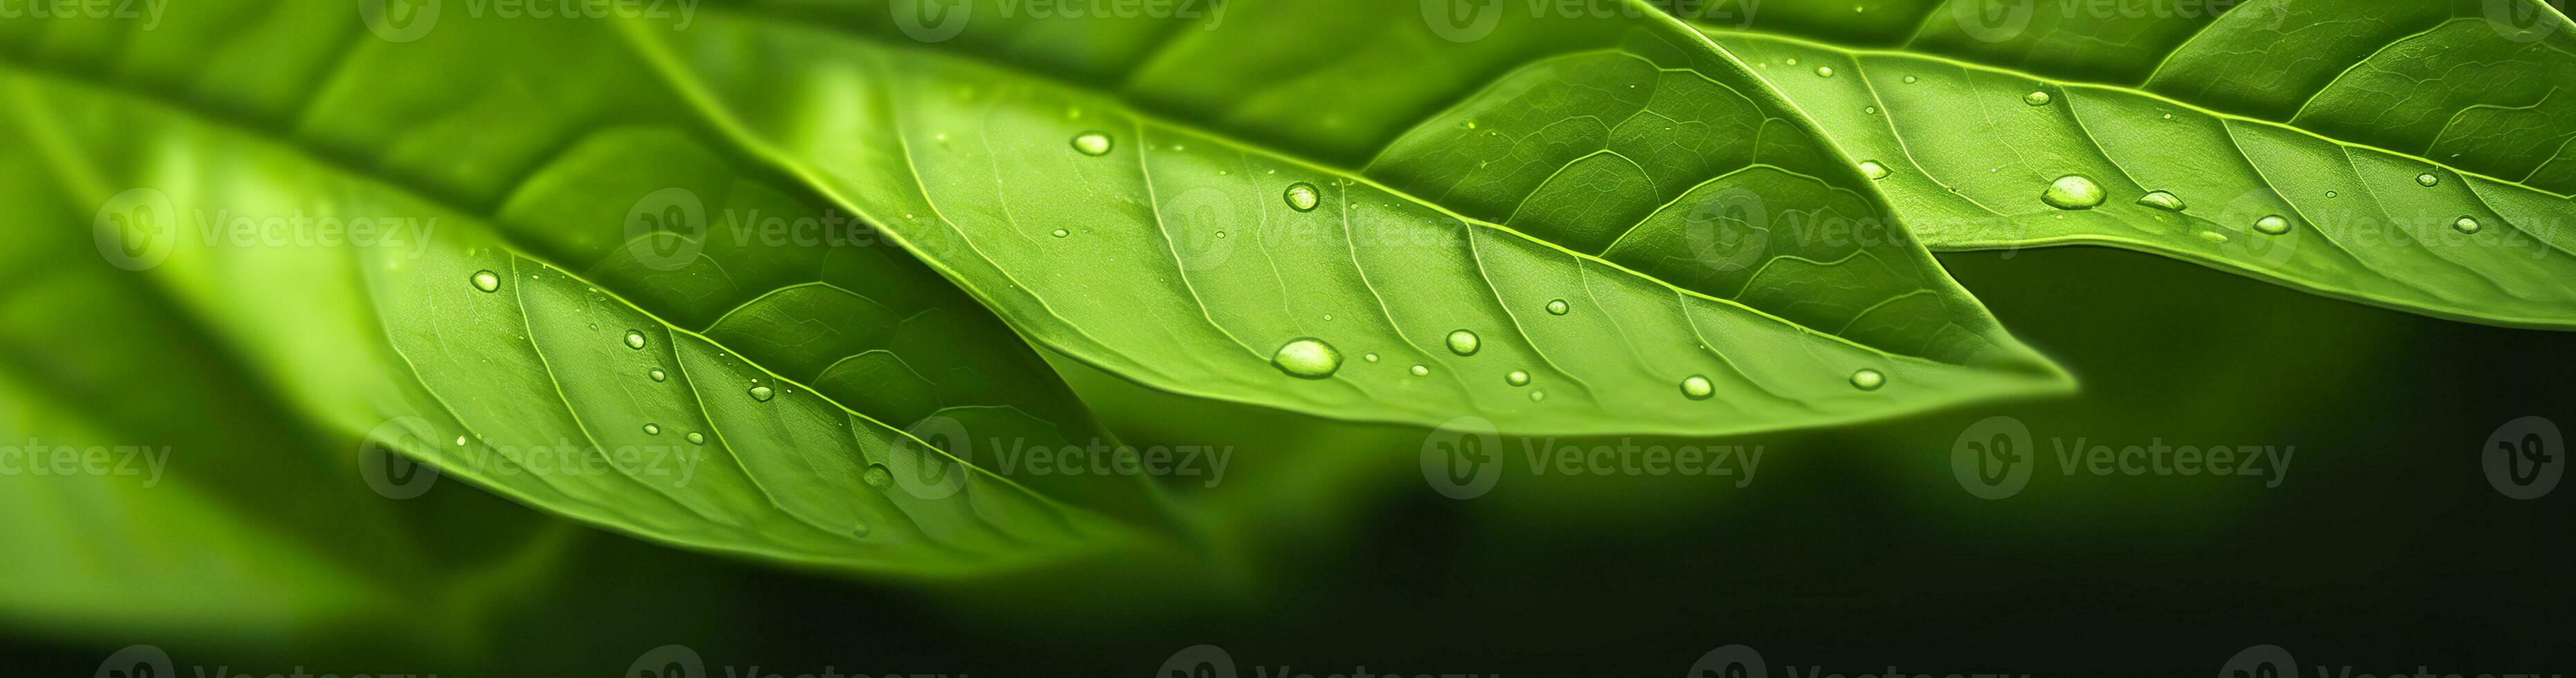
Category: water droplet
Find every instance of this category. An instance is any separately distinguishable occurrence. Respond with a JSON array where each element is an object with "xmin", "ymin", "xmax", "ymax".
[
  {"xmin": 1815, "ymin": 66, "xmax": 1835, "ymax": 77},
  {"xmin": 2023, "ymin": 90, "xmax": 2052, "ymax": 106},
  {"xmin": 2454, "ymin": 216, "xmax": 2482, "ymax": 235},
  {"xmin": 2040, "ymin": 175, "xmax": 2107, "ymax": 210},
  {"xmin": 623, "ymin": 330, "xmax": 647, "ymax": 350},
  {"xmin": 1410, "ymin": 364, "xmax": 1431, "ymax": 376},
  {"xmin": 1680, "ymin": 375, "xmax": 1715, "ymax": 401},
  {"xmin": 1071, "ymin": 131, "xmax": 1113, "ymax": 156},
  {"xmin": 1785, "ymin": 57, "xmax": 1800, "ymax": 66},
  {"xmin": 2416, "ymin": 173, "xmax": 2440, "ymax": 187},
  {"xmin": 1269, "ymin": 338, "xmax": 1343, "ymax": 379},
  {"xmin": 648, "ymin": 368, "xmax": 667, "ymax": 382},
  {"xmin": 1849, "ymin": 368, "xmax": 1886, "ymax": 391},
  {"xmin": 748, "ymin": 385, "xmax": 775, "ymax": 402},
  {"xmin": 1858, "ymin": 161, "xmax": 1890, "ymax": 180},
  {"xmin": 686, "ymin": 432, "xmax": 705, "ymax": 444},
  {"xmin": 1529, "ymin": 390, "xmax": 1547, "ymax": 403},
  {"xmin": 2136, "ymin": 190, "xmax": 2186, "ymax": 211},
  {"xmin": 1284, "ymin": 183, "xmax": 1321, "ymax": 212},
  {"xmin": 863, "ymin": 464, "xmax": 894, "ymax": 489},
  {"xmin": 1050, "ymin": 228, "xmax": 1069, "ymax": 238},
  {"xmin": 454, "ymin": 435, "xmax": 468, "ymax": 446},
  {"xmin": 2198, "ymin": 230, "xmax": 2231, "ymax": 244},
  {"xmin": 1545, "ymin": 299, "xmax": 1570, "ymax": 315},
  {"xmin": 469, "ymin": 270, "xmax": 500, "ymax": 293},
  {"xmin": 1505, "ymin": 370, "xmax": 1531, "ymax": 387},
  {"xmin": 1446, "ymin": 329, "xmax": 1481, "ymax": 356},
  {"xmin": 1903, "ymin": 75, "xmax": 1919, "ymax": 84},
  {"xmin": 2254, "ymin": 215, "xmax": 2292, "ymax": 235},
  {"xmin": 852, "ymin": 522, "xmax": 871, "ymax": 538},
  {"xmin": 2324, "ymin": 190, "xmax": 2339, "ymax": 199}
]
